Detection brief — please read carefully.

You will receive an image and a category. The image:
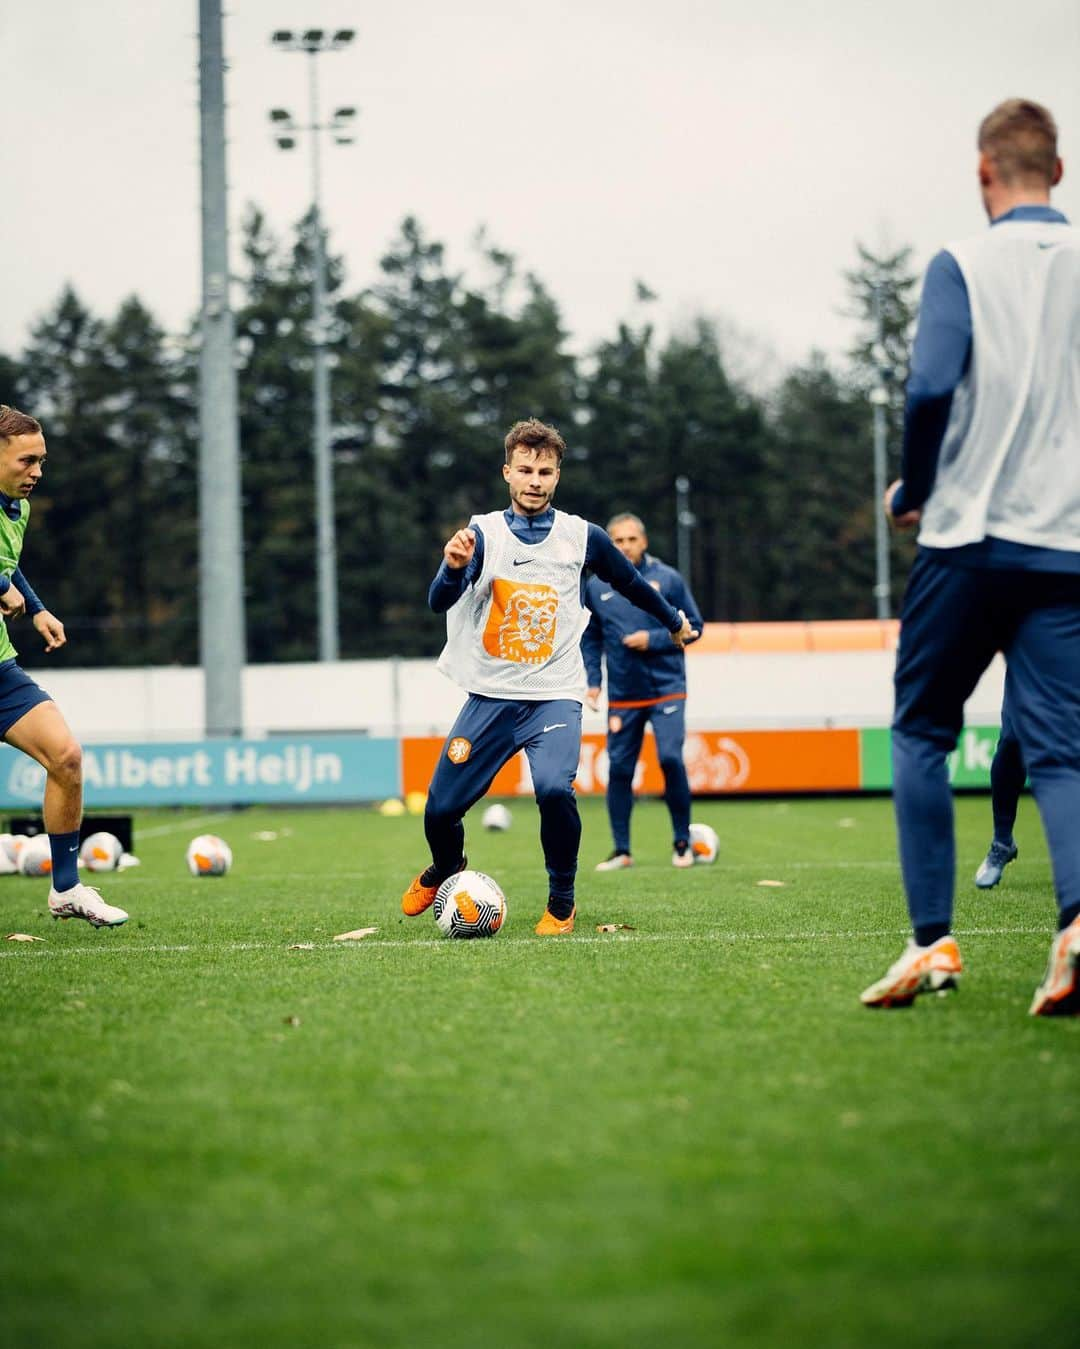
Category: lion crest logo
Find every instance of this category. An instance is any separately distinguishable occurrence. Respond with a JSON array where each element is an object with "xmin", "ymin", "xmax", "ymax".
[{"xmin": 483, "ymin": 578, "xmax": 558, "ymax": 665}]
